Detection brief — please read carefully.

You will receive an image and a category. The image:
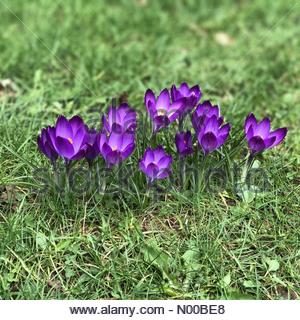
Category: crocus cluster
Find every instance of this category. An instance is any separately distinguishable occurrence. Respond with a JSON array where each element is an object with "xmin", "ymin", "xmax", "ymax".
[{"xmin": 38, "ymin": 82, "xmax": 288, "ymax": 185}]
